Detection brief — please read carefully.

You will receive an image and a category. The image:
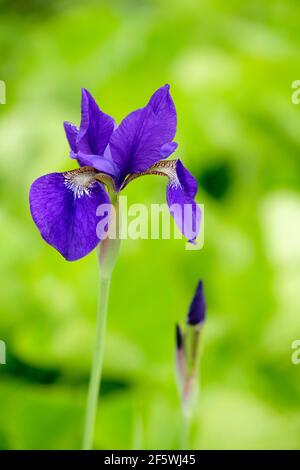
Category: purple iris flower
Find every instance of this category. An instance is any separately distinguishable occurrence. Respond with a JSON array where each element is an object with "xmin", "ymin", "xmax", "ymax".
[{"xmin": 29, "ymin": 85, "xmax": 201, "ymax": 261}]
